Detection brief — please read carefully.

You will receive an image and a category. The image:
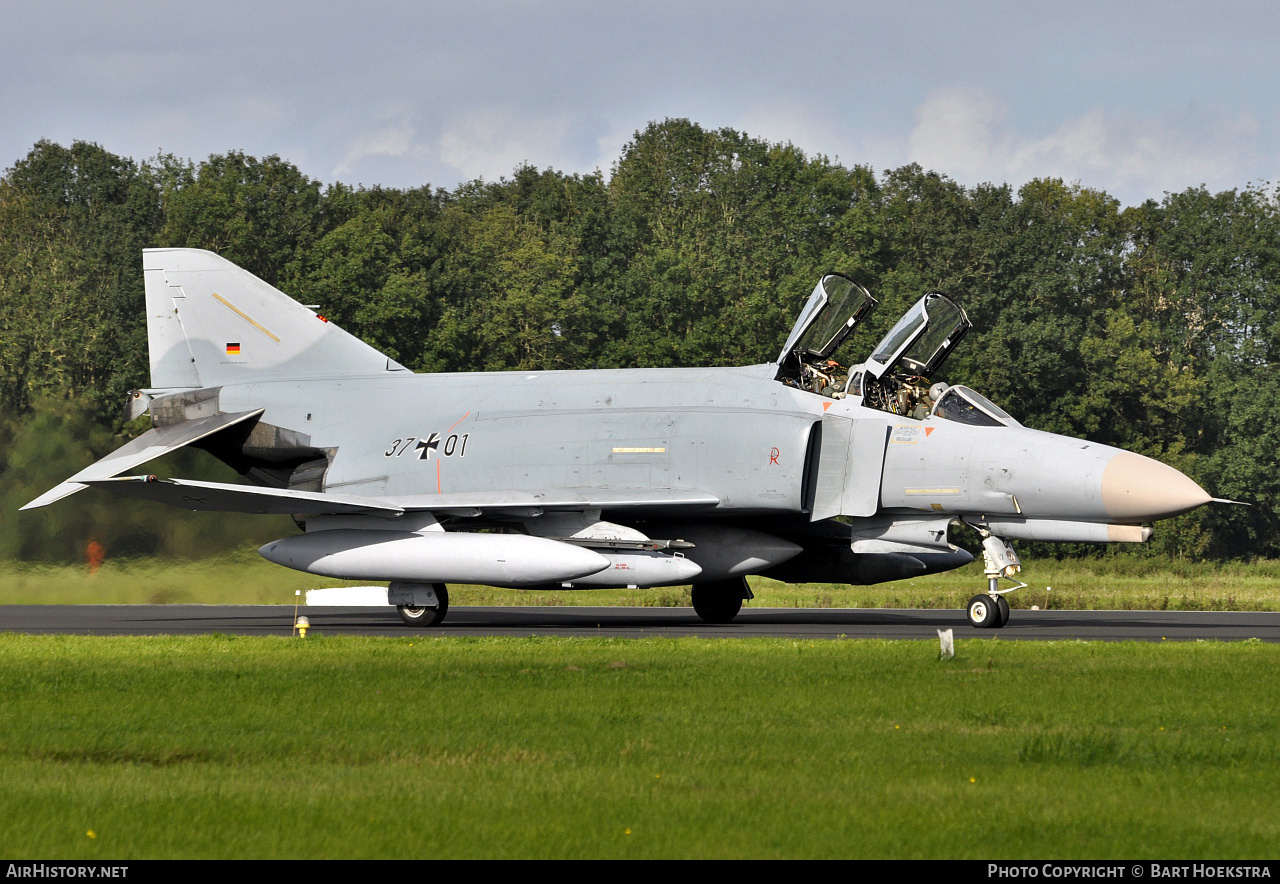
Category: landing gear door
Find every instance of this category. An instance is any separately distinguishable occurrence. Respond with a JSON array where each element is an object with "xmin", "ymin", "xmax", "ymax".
[
  {"xmin": 810, "ymin": 414, "xmax": 890, "ymax": 521},
  {"xmin": 776, "ymin": 274, "xmax": 877, "ymax": 367},
  {"xmin": 863, "ymin": 293, "xmax": 970, "ymax": 382}
]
